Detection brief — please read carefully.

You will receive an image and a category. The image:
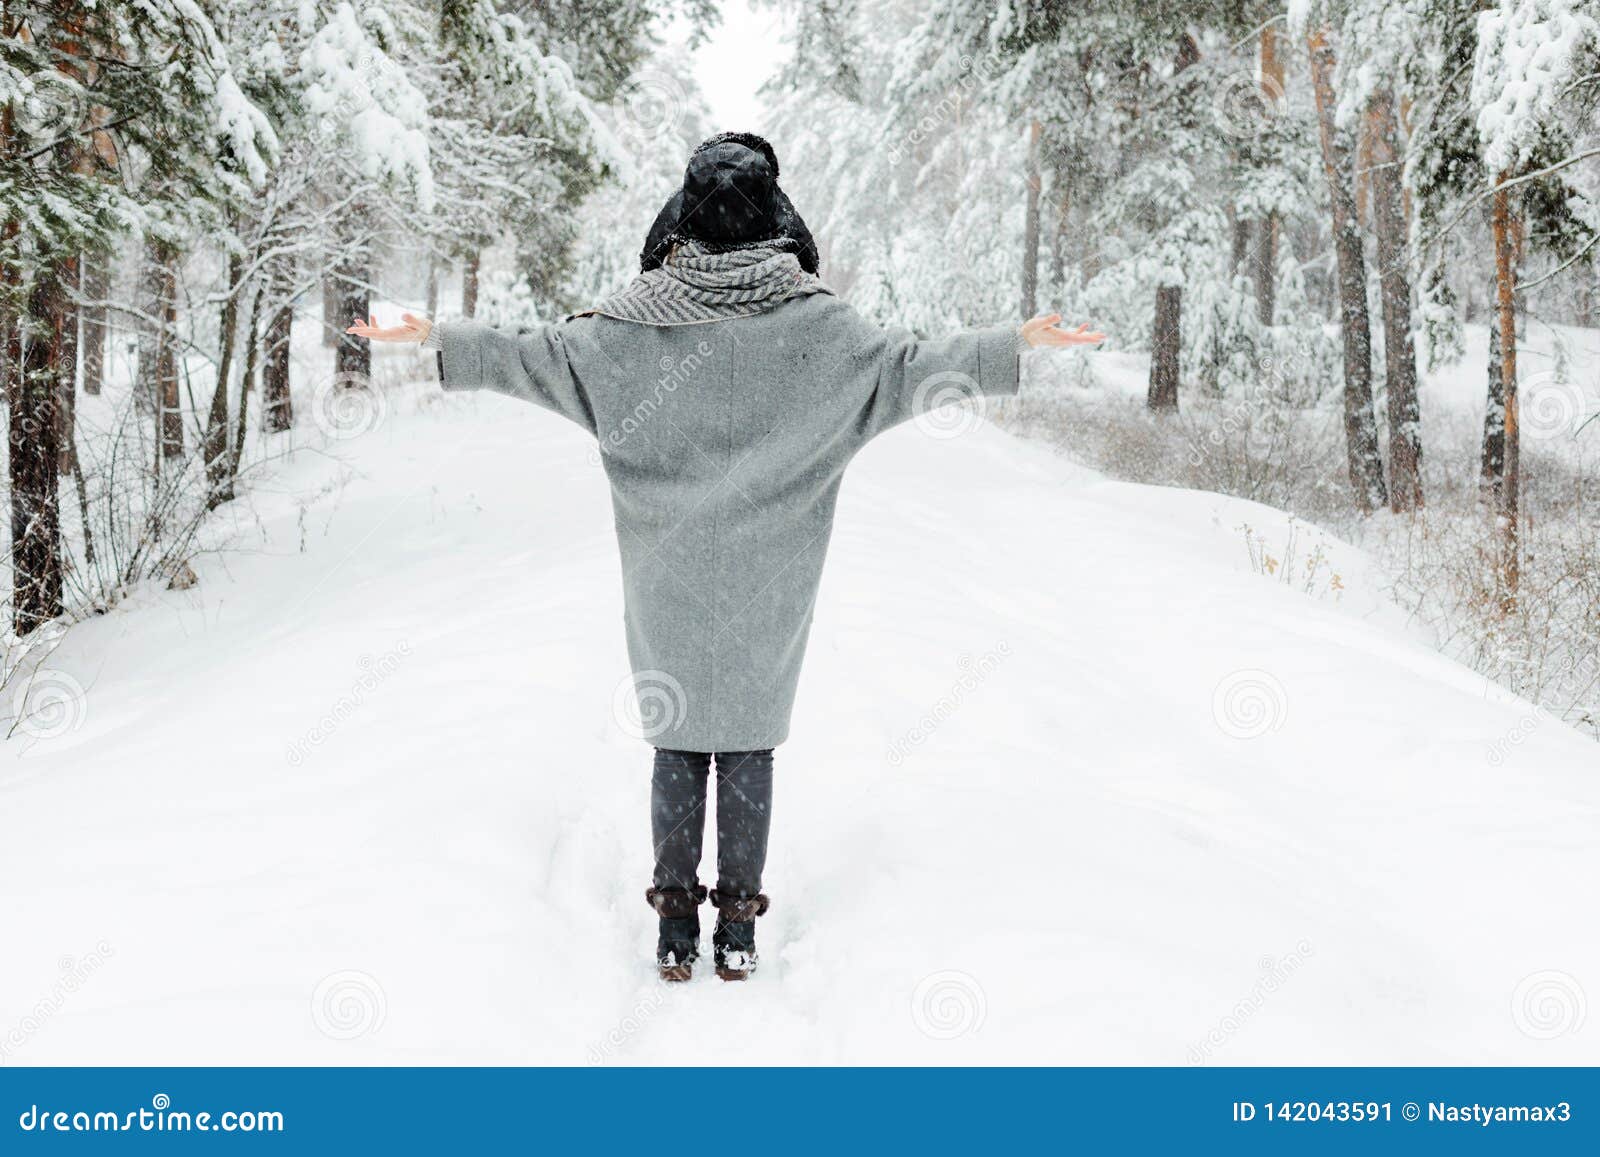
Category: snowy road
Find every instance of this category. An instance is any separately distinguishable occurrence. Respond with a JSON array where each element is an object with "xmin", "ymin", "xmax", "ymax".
[{"xmin": 3, "ymin": 370, "xmax": 1597, "ymax": 1065}]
